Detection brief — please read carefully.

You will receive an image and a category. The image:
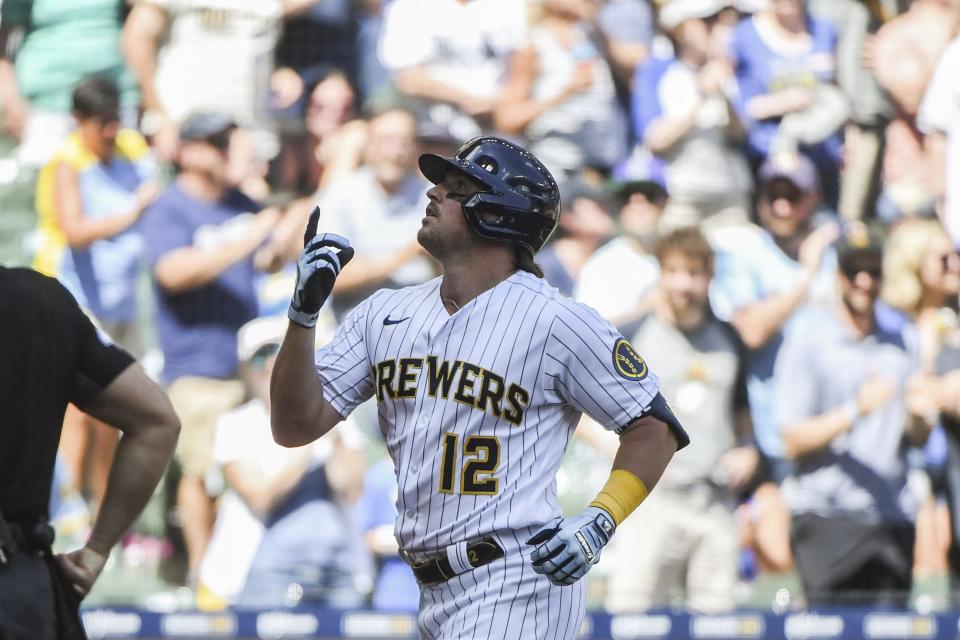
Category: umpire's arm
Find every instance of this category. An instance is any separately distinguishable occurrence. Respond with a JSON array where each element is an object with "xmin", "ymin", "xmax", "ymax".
[{"xmin": 59, "ymin": 363, "xmax": 180, "ymax": 595}]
